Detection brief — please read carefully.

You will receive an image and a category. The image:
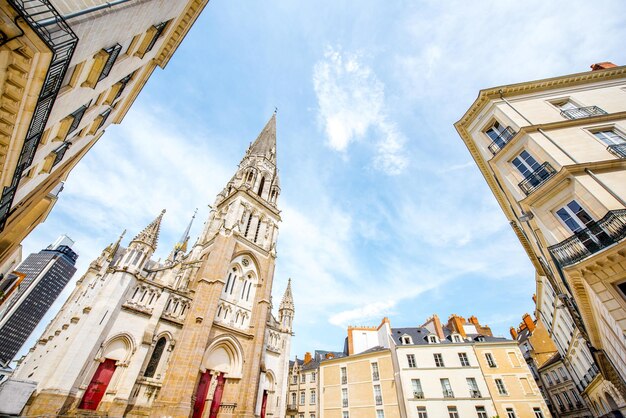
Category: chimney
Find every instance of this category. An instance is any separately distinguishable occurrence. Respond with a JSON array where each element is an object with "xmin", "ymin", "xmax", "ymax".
[
  {"xmin": 432, "ymin": 314, "xmax": 445, "ymax": 340},
  {"xmin": 532, "ymin": 294, "xmax": 537, "ymax": 304},
  {"xmin": 510, "ymin": 327, "xmax": 518, "ymax": 340},
  {"xmin": 468, "ymin": 316, "xmax": 479, "ymax": 325},
  {"xmin": 304, "ymin": 352, "xmax": 312, "ymax": 364},
  {"xmin": 448, "ymin": 314, "xmax": 467, "ymax": 338},
  {"xmin": 522, "ymin": 313, "xmax": 535, "ymax": 333},
  {"xmin": 590, "ymin": 62, "xmax": 617, "ymax": 71}
]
